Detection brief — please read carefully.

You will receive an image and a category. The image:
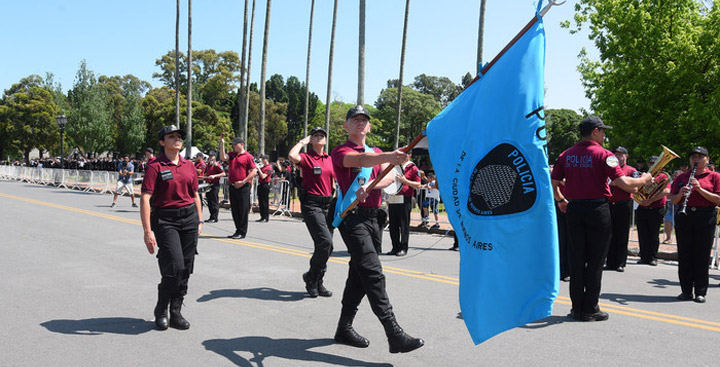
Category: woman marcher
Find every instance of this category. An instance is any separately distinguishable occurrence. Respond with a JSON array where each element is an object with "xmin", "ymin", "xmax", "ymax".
[
  {"xmin": 140, "ymin": 125, "xmax": 203, "ymax": 330},
  {"xmin": 670, "ymin": 146, "xmax": 720, "ymax": 303},
  {"xmin": 289, "ymin": 127, "xmax": 336, "ymax": 298}
]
